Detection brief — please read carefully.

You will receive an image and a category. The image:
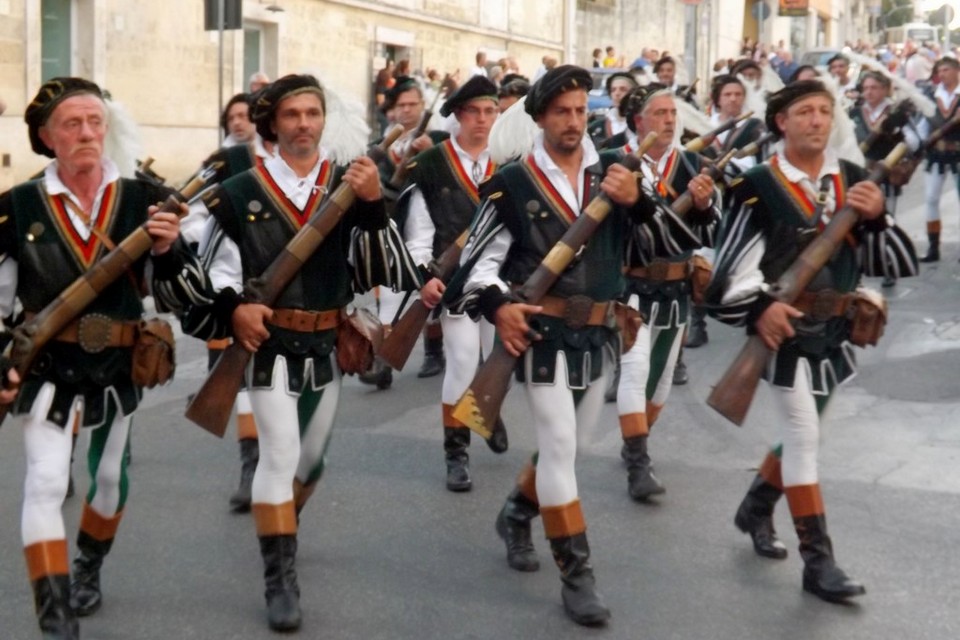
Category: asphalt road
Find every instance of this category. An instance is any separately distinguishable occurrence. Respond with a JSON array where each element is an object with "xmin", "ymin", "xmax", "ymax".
[{"xmin": 1, "ymin": 176, "xmax": 959, "ymax": 639}]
